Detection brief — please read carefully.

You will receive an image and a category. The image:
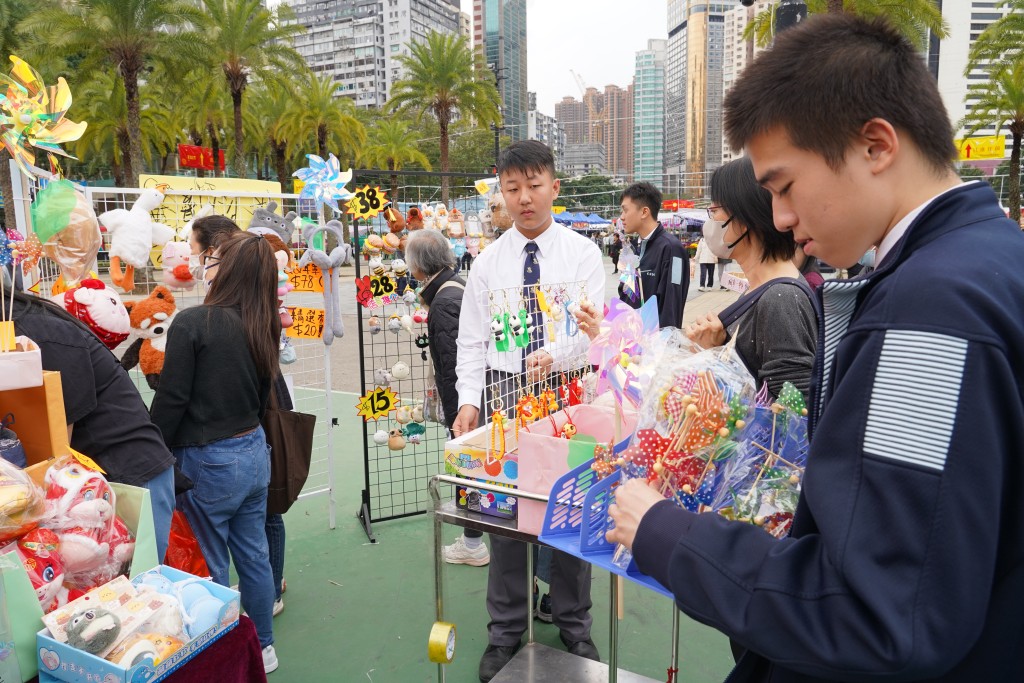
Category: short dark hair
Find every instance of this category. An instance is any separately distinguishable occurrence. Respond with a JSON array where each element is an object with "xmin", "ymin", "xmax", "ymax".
[
  {"xmin": 724, "ymin": 14, "xmax": 957, "ymax": 174},
  {"xmin": 621, "ymin": 182, "xmax": 662, "ymax": 219},
  {"xmin": 192, "ymin": 214, "xmax": 241, "ymax": 251},
  {"xmin": 497, "ymin": 140, "xmax": 555, "ymax": 178},
  {"xmin": 710, "ymin": 158, "xmax": 795, "ymax": 263}
]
